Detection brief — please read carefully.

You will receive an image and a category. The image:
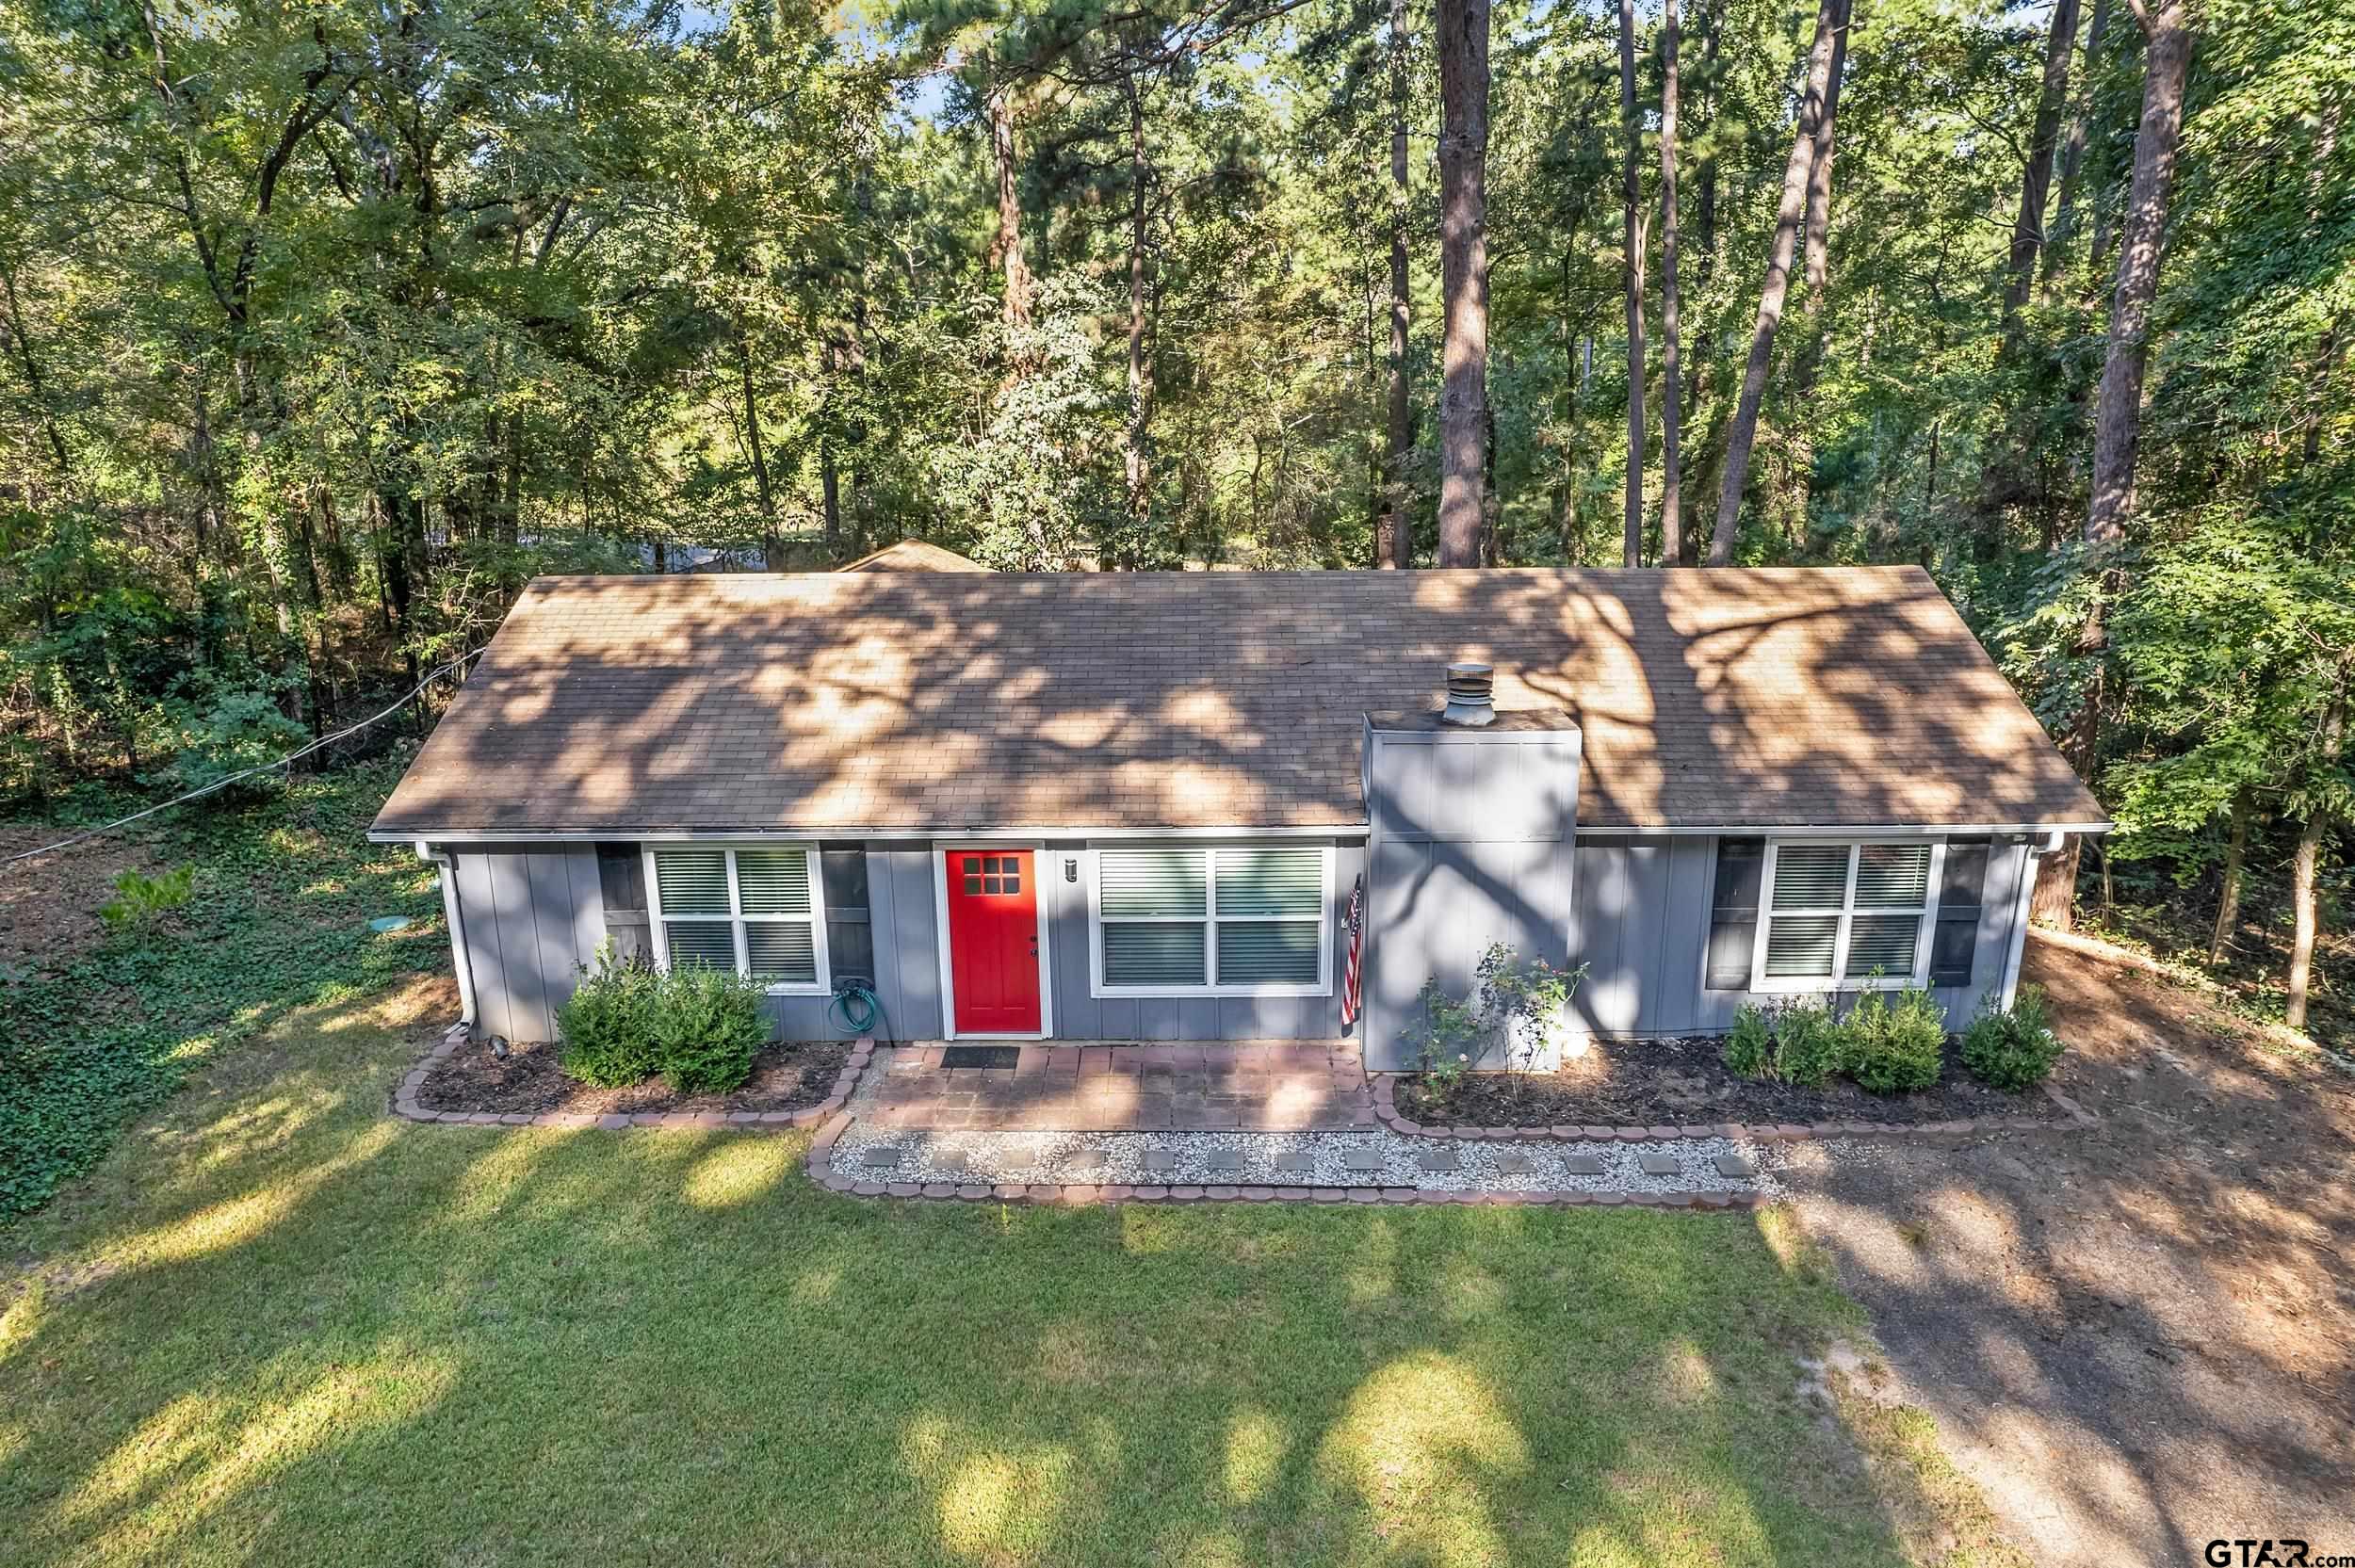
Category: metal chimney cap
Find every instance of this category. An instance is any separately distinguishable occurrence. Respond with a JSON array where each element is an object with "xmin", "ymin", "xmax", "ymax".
[{"xmin": 1442, "ymin": 662, "xmax": 1497, "ymax": 726}]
